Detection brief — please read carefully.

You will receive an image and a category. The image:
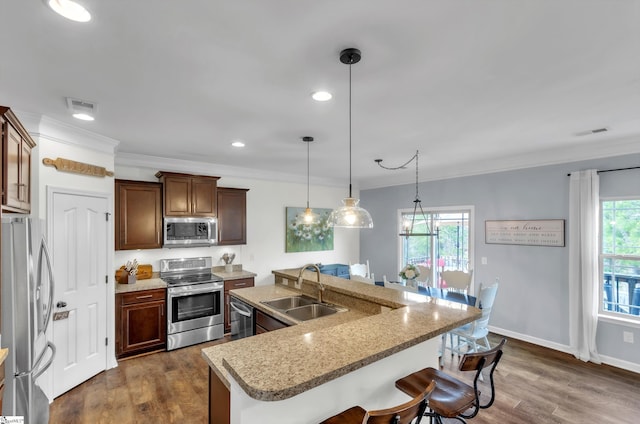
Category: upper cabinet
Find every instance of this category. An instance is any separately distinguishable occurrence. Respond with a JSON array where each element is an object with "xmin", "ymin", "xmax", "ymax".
[
  {"xmin": 155, "ymin": 171, "xmax": 219, "ymax": 217},
  {"xmin": 217, "ymin": 187, "xmax": 249, "ymax": 245},
  {"xmin": 1, "ymin": 106, "xmax": 36, "ymax": 214},
  {"xmin": 115, "ymin": 179, "xmax": 163, "ymax": 250}
]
